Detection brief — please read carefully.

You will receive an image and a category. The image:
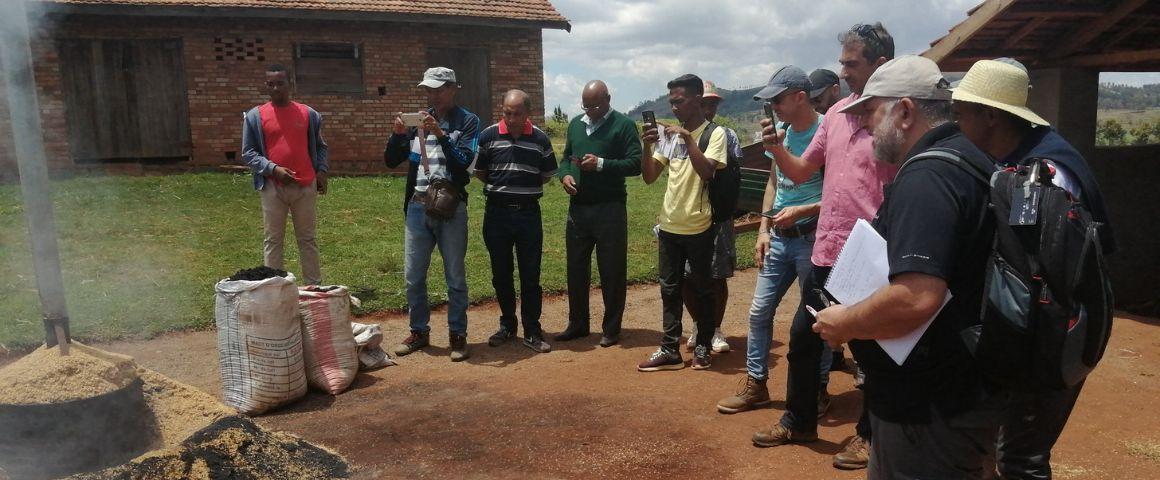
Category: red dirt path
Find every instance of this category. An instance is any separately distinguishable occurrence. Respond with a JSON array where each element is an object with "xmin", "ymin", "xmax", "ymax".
[{"xmin": 97, "ymin": 272, "xmax": 1159, "ymax": 479}]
